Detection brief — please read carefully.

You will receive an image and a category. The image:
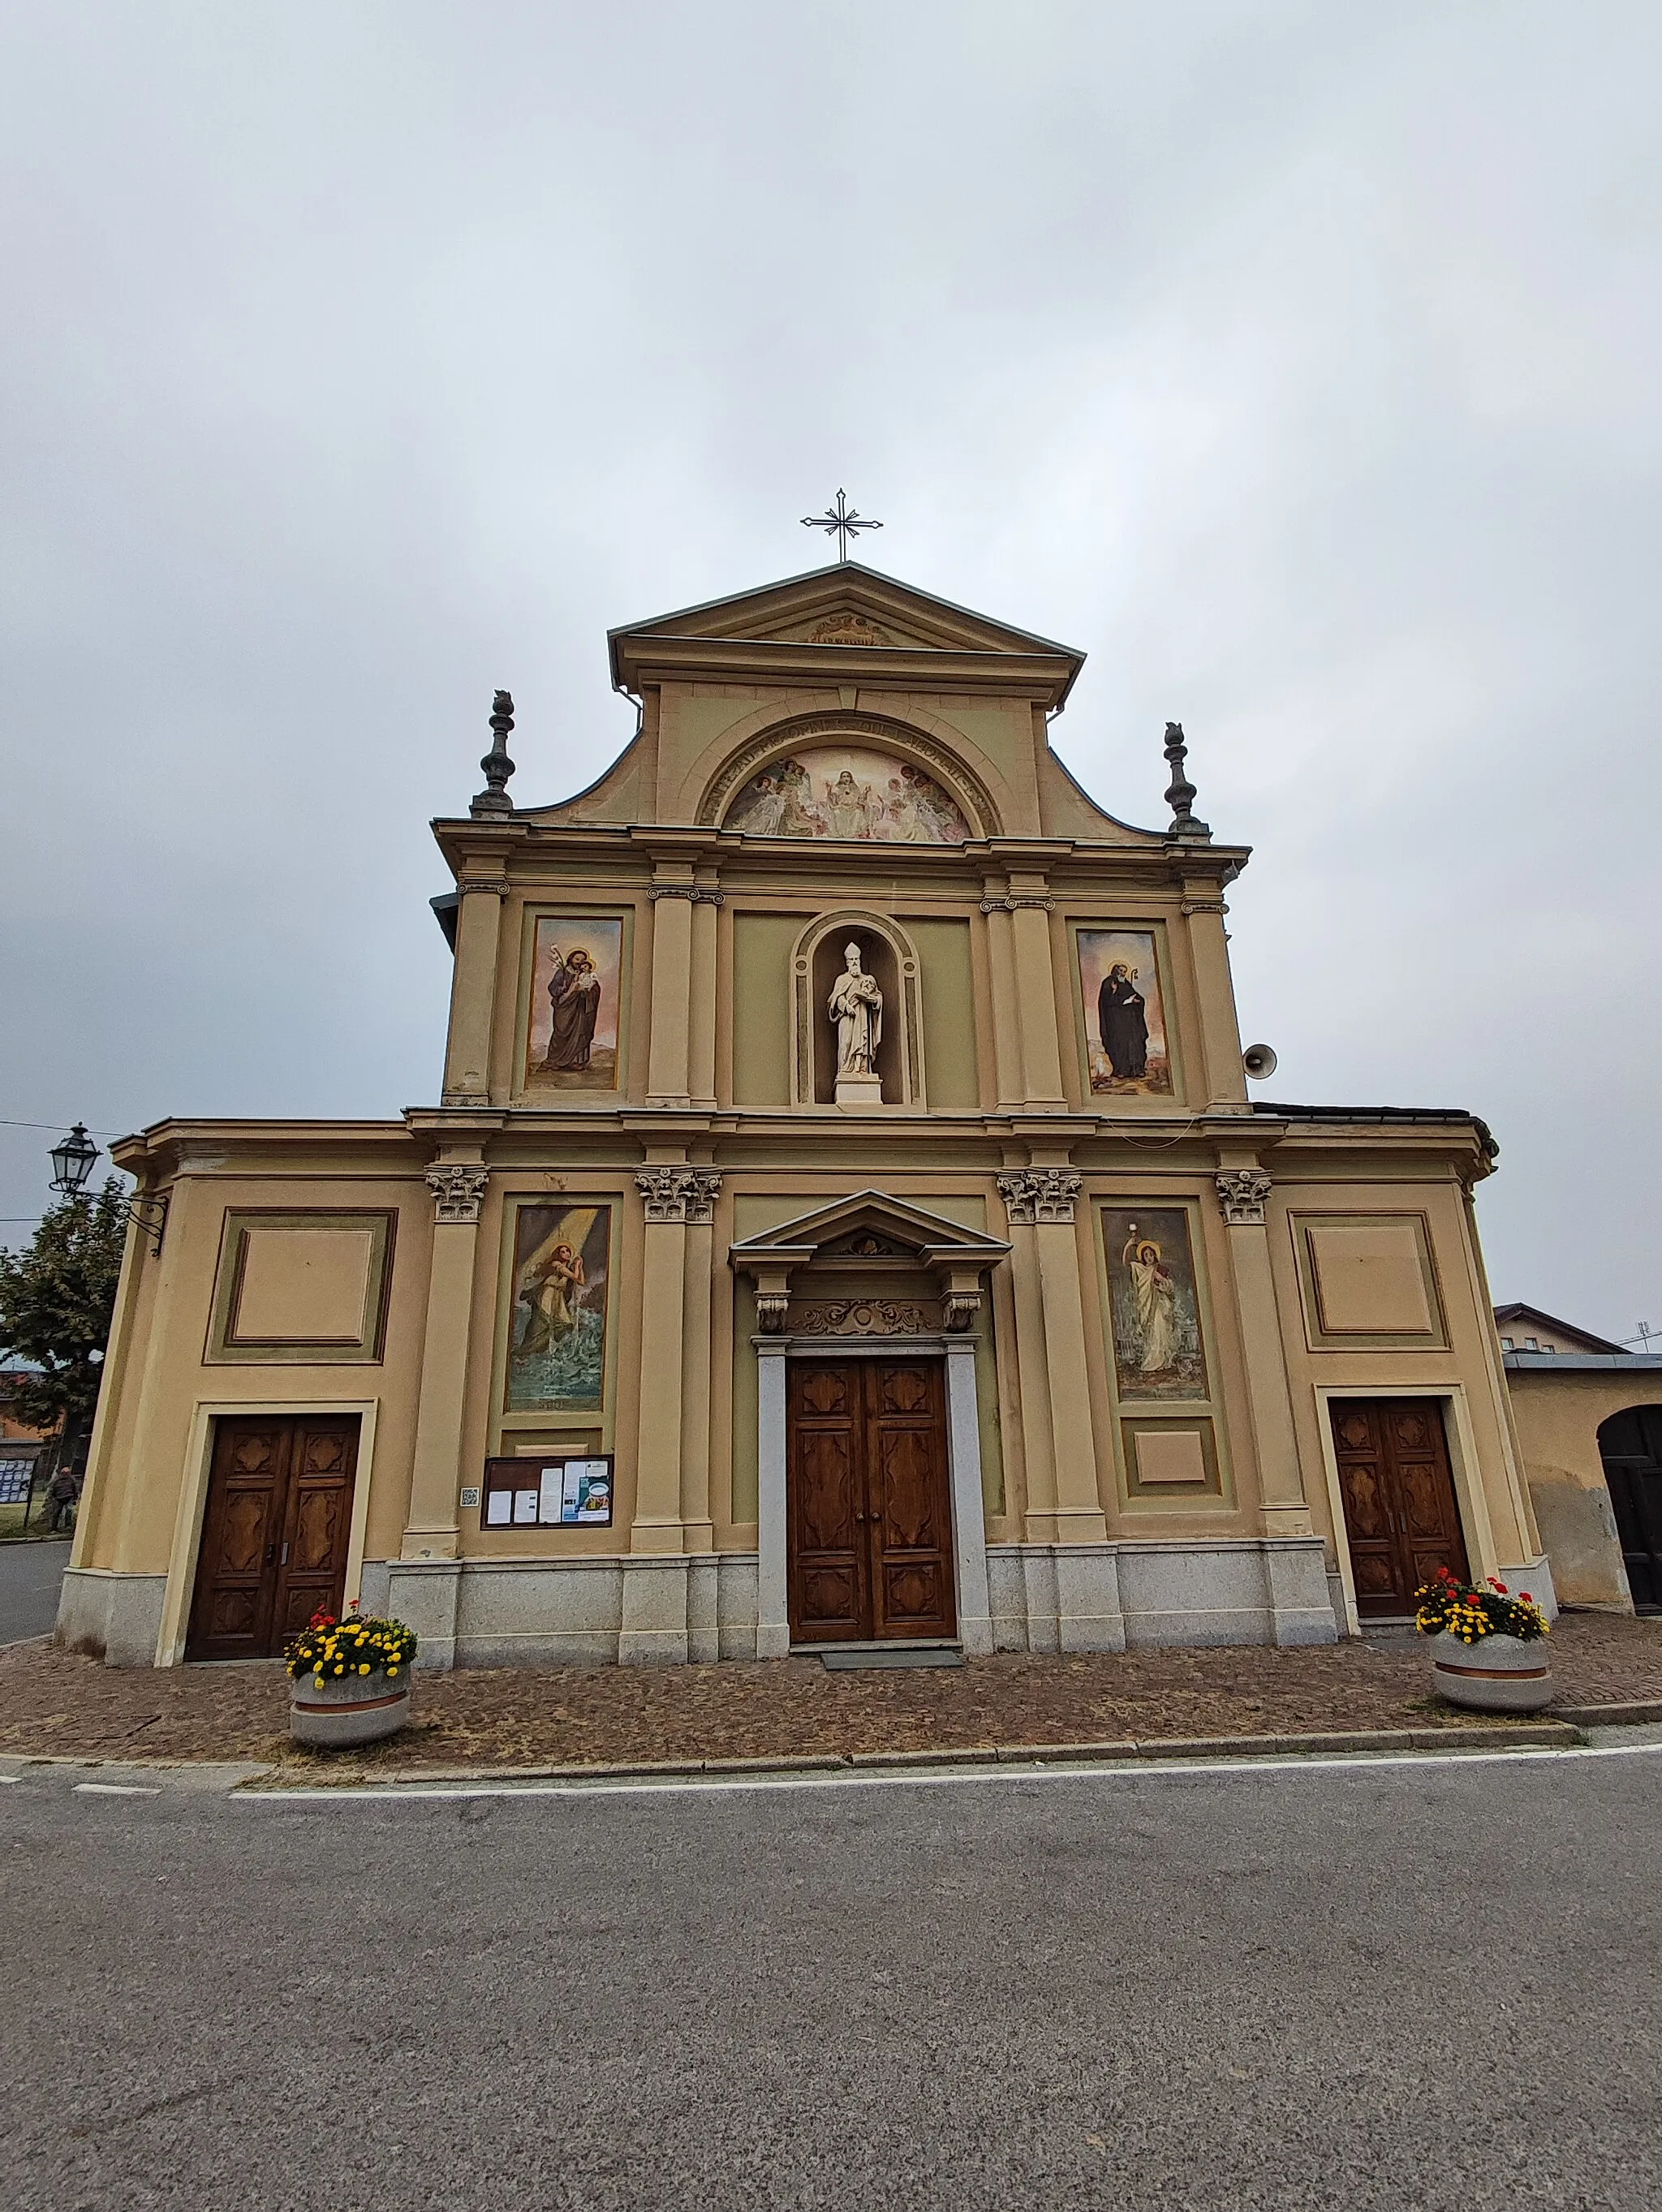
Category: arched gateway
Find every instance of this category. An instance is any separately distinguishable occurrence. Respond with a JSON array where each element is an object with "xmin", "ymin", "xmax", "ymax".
[{"xmin": 62, "ymin": 562, "xmax": 1553, "ymax": 1668}]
